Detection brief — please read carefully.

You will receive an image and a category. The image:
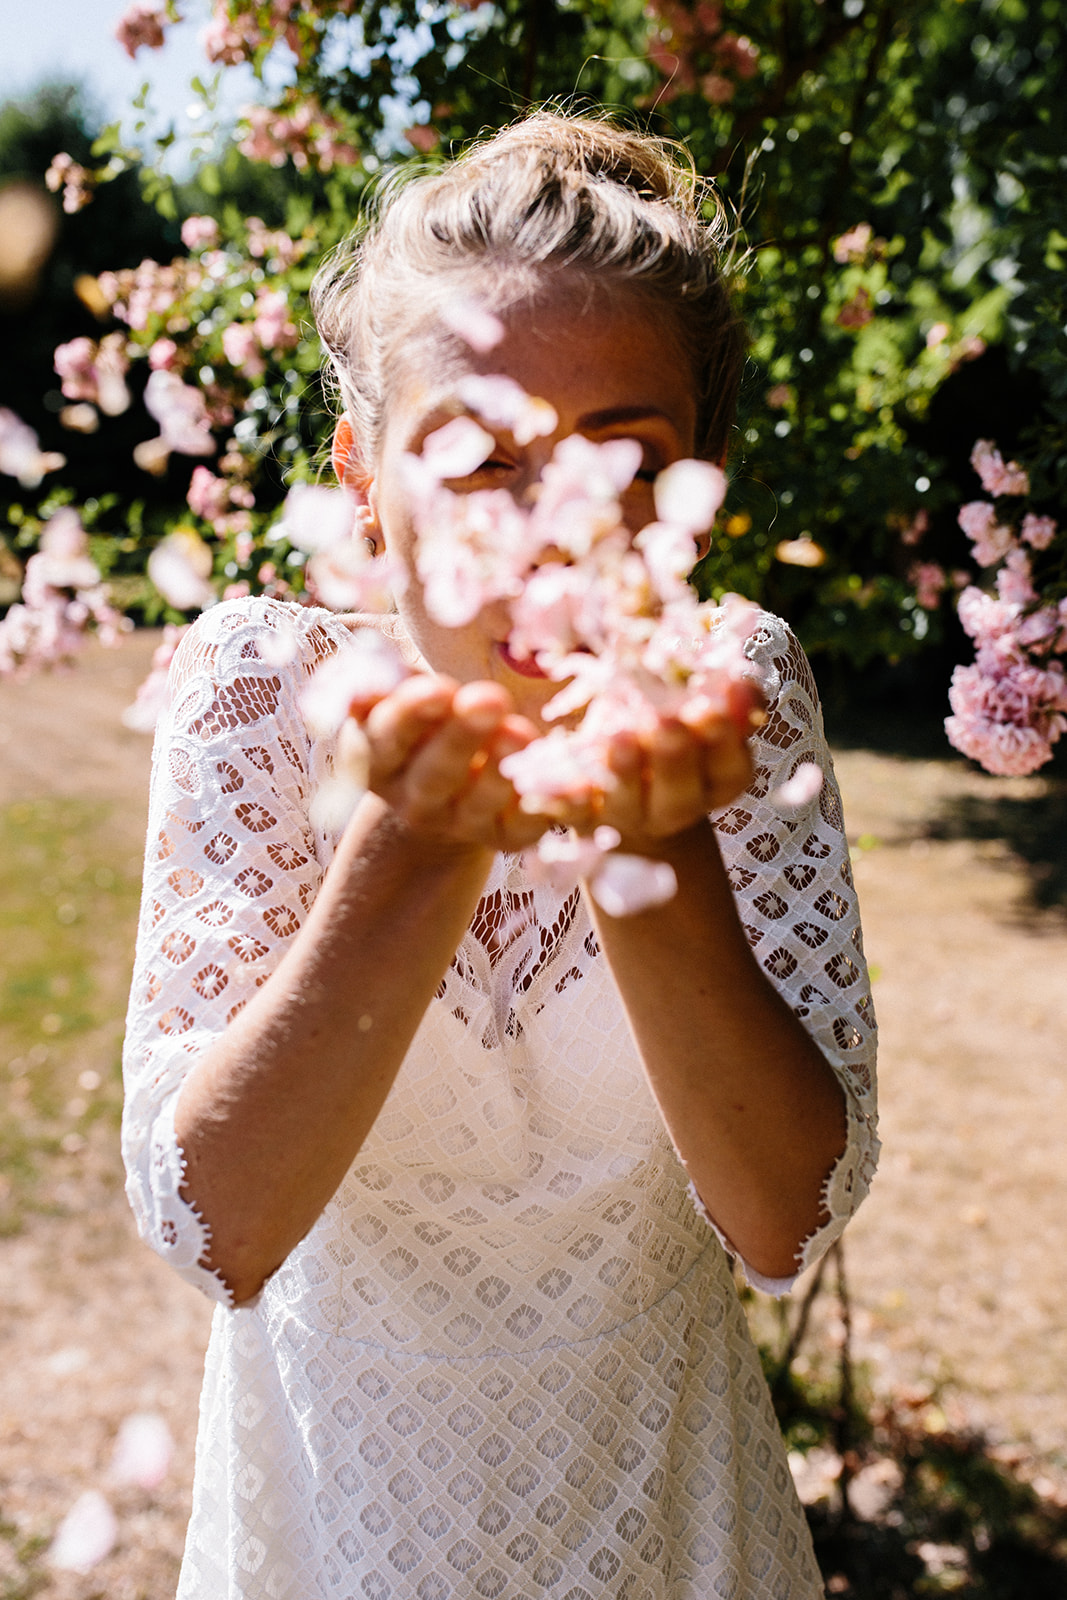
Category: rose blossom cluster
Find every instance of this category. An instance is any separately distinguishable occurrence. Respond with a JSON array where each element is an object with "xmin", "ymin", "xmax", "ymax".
[
  {"xmin": 221, "ymin": 289, "xmax": 300, "ymax": 379},
  {"xmin": 287, "ymin": 338, "xmax": 807, "ymax": 912},
  {"xmin": 53, "ymin": 333, "xmax": 132, "ymax": 418},
  {"xmin": 0, "ymin": 509, "xmax": 129, "ymax": 677},
  {"xmin": 97, "ymin": 256, "xmax": 203, "ymax": 334},
  {"xmin": 238, "ymin": 96, "xmax": 360, "ymax": 173},
  {"xmin": 114, "ymin": 2, "xmax": 171, "ymax": 58},
  {"xmin": 187, "ymin": 463, "xmax": 255, "ymax": 537},
  {"xmin": 945, "ymin": 439, "xmax": 1067, "ymax": 776},
  {"xmin": 132, "ymin": 369, "xmax": 217, "ymax": 476},
  {"xmin": 44, "ymin": 153, "xmax": 94, "ymax": 215},
  {"xmin": 202, "ymin": 0, "xmax": 358, "ymax": 67},
  {"xmin": 0, "ymin": 408, "xmax": 66, "ymax": 489},
  {"xmin": 644, "ymin": 1, "xmax": 759, "ymax": 104}
]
